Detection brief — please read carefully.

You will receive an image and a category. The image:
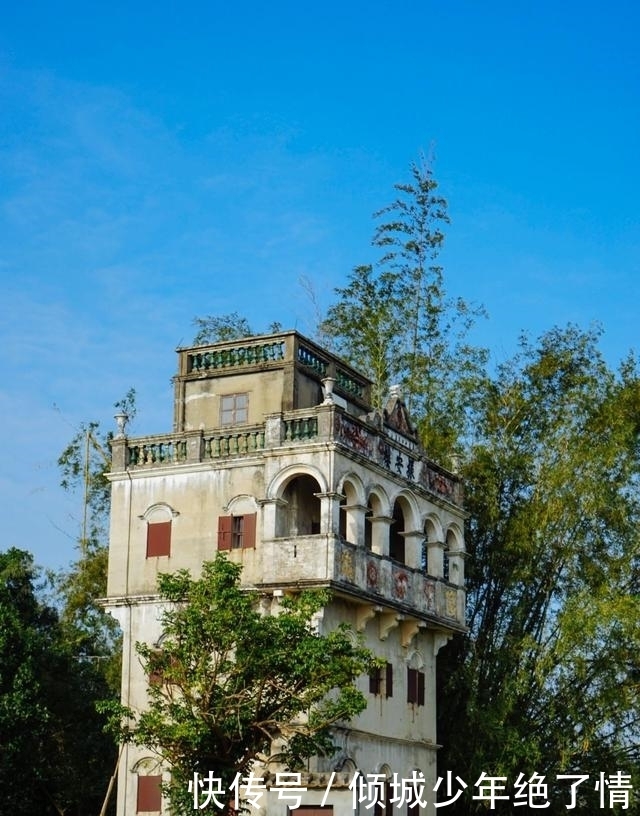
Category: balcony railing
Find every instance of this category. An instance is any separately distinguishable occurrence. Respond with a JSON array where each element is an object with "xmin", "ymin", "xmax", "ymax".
[
  {"xmin": 188, "ymin": 340, "xmax": 286, "ymax": 373},
  {"xmin": 111, "ymin": 407, "xmax": 462, "ymax": 507},
  {"xmin": 257, "ymin": 534, "xmax": 464, "ymax": 628},
  {"xmin": 204, "ymin": 427, "xmax": 266, "ymax": 458}
]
